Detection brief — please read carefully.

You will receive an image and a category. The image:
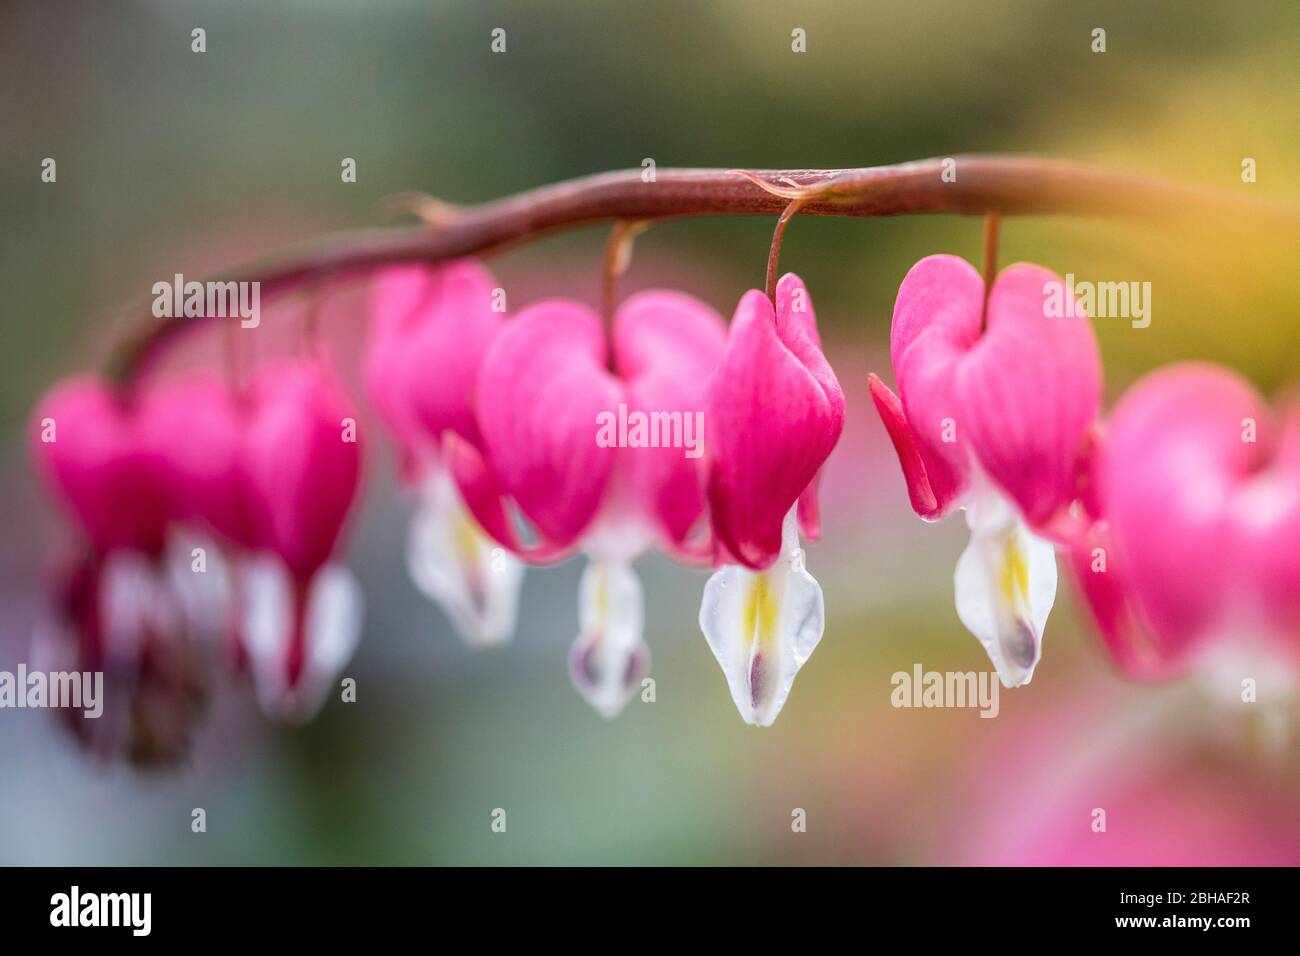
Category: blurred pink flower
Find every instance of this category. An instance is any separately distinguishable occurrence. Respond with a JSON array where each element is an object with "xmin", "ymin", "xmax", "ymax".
[
  {"xmin": 365, "ymin": 261, "xmax": 525, "ymax": 648},
  {"xmin": 235, "ymin": 358, "xmax": 363, "ymax": 721},
  {"xmin": 33, "ymin": 377, "xmax": 172, "ymax": 556},
  {"xmin": 135, "ymin": 376, "xmax": 247, "ymax": 673},
  {"xmin": 30, "ymin": 377, "xmax": 206, "ymax": 765},
  {"xmin": 951, "ymin": 694, "xmax": 1300, "ymax": 866},
  {"xmin": 366, "ymin": 260, "xmax": 504, "ymax": 471},
  {"xmin": 136, "ymin": 359, "xmax": 364, "ymax": 723},
  {"xmin": 138, "ymin": 377, "xmax": 247, "ymax": 547},
  {"xmin": 1071, "ymin": 363, "xmax": 1300, "ymax": 686}
]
